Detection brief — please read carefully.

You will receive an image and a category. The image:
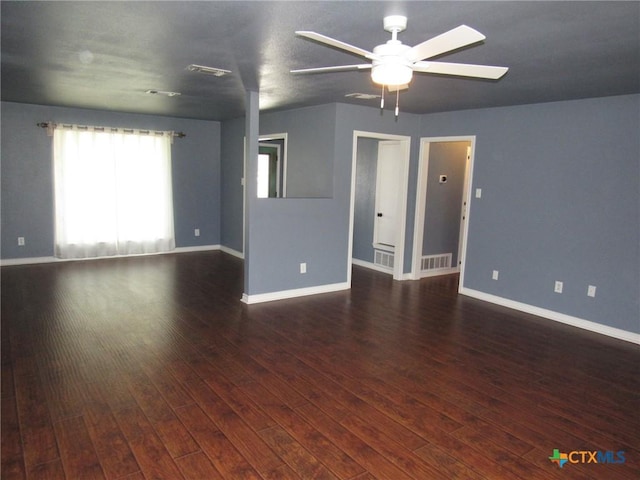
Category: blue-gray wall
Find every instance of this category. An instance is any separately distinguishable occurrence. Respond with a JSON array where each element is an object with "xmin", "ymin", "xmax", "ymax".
[
  {"xmin": 220, "ymin": 116, "xmax": 246, "ymax": 254},
  {"xmin": 353, "ymin": 137, "xmax": 379, "ymax": 263},
  {"xmin": 4, "ymin": 94, "xmax": 638, "ymax": 336},
  {"xmin": 222, "ymin": 103, "xmax": 350, "ymax": 296},
  {"xmin": 334, "ymin": 103, "xmax": 423, "ymax": 276},
  {"xmin": 1, "ymin": 102, "xmax": 221, "ymax": 259},
  {"xmin": 423, "ymin": 141, "xmax": 468, "ymax": 265},
  {"xmin": 419, "ymin": 95, "xmax": 639, "ymax": 333},
  {"xmin": 219, "ymin": 103, "xmax": 339, "ymax": 257},
  {"xmin": 222, "ymin": 102, "xmax": 422, "ymax": 296},
  {"xmin": 229, "ymin": 95, "xmax": 639, "ymax": 333},
  {"xmin": 260, "ymin": 104, "xmax": 335, "ymax": 198}
]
